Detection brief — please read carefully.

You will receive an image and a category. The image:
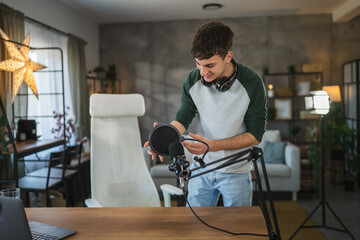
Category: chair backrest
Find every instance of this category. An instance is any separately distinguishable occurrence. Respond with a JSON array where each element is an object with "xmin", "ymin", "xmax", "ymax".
[
  {"xmin": 65, "ymin": 143, "xmax": 83, "ymax": 167},
  {"xmin": 89, "ymin": 94, "xmax": 160, "ymax": 207},
  {"xmin": 47, "ymin": 150, "xmax": 66, "ymax": 188}
]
